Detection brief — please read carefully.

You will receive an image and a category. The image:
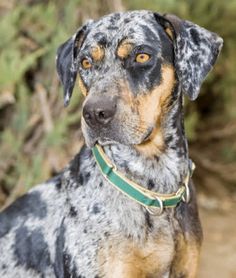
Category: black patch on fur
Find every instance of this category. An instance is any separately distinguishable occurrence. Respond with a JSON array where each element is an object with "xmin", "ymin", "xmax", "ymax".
[
  {"xmin": 70, "ymin": 154, "xmax": 81, "ymax": 181},
  {"xmin": 54, "ymin": 221, "xmax": 78, "ymax": 277},
  {"xmin": 99, "ymin": 182, "xmax": 103, "ymax": 188},
  {"xmin": 48, "ymin": 175, "xmax": 62, "ymax": 191},
  {"xmin": 84, "ymin": 172, "xmax": 91, "ymax": 183},
  {"xmin": 0, "ymin": 192, "xmax": 47, "ymax": 238},
  {"xmin": 78, "ymin": 173, "xmax": 84, "ymax": 185},
  {"xmin": 92, "ymin": 203, "xmax": 101, "ymax": 214},
  {"xmin": 124, "ymin": 18, "xmax": 131, "ymax": 24},
  {"xmin": 190, "ymin": 28, "xmax": 200, "ymax": 46},
  {"xmin": 147, "ymin": 179, "xmax": 155, "ymax": 190},
  {"xmin": 69, "ymin": 145, "xmax": 92, "ymax": 185},
  {"xmin": 104, "ymin": 231, "xmax": 110, "ymax": 238},
  {"xmin": 154, "ymin": 155, "xmax": 160, "ymax": 162},
  {"xmin": 112, "ymin": 13, "xmax": 121, "ymax": 20},
  {"xmin": 78, "ymin": 172, "xmax": 91, "ymax": 186},
  {"xmin": 165, "ymin": 135, "xmax": 173, "ymax": 146},
  {"xmin": 14, "ymin": 227, "xmax": 51, "ymax": 274},
  {"xmin": 93, "ymin": 32, "xmax": 109, "ymax": 48},
  {"xmin": 158, "ymin": 27, "xmax": 174, "ymax": 64},
  {"xmin": 69, "ymin": 206, "xmax": 78, "ymax": 217},
  {"xmin": 107, "ymin": 26, "xmax": 119, "ymax": 31},
  {"xmin": 145, "ymin": 211, "xmax": 153, "ymax": 230}
]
